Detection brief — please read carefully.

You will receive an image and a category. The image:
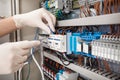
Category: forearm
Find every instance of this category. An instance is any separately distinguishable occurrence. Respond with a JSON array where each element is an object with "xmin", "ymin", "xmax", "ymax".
[
  {"xmin": 0, "ymin": 8, "xmax": 56, "ymax": 37},
  {"xmin": 0, "ymin": 17, "xmax": 17, "ymax": 37}
]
